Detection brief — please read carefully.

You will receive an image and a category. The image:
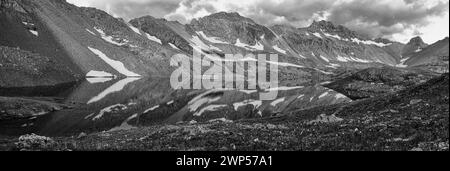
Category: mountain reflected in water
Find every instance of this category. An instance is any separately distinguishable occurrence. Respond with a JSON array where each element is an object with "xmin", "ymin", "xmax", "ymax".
[{"xmin": 0, "ymin": 77, "xmax": 351, "ymax": 137}]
